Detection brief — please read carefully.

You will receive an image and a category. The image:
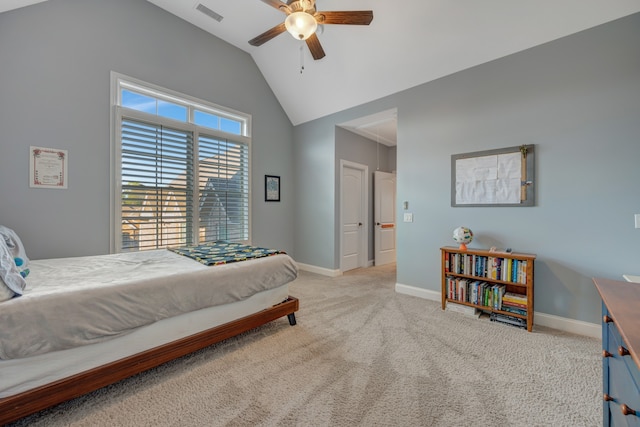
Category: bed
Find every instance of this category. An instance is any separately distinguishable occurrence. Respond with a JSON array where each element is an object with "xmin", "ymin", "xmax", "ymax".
[{"xmin": 0, "ymin": 231, "xmax": 299, "ymax": 425}]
